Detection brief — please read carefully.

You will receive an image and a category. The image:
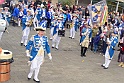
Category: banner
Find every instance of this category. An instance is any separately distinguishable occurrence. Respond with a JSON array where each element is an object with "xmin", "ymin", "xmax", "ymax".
[
  {"xmin": 0, "ymin": 0, "xmax": 4, "ymax": 4},
  {"xmin": 89, "ymin": 0, "xmax": 108, "ymax": 26}
]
